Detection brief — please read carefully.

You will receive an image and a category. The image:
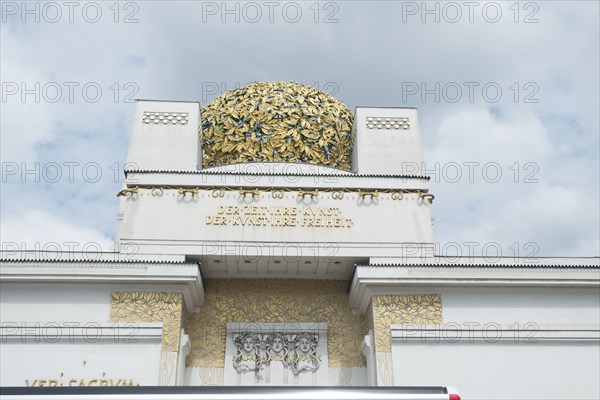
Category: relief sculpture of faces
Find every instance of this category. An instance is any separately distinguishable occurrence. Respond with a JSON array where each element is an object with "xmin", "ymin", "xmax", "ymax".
[
  {"xmin": 270, "ymin": 333, "xmax": 284, "ymax": 354},
  {"xmin": 298, "ymin": 337, "xmax": 311, "ymax": 354},
  {"xmin": 242, "ymin": 334, "xmax": 256, "ymax": 354},
  {"xmin": 233, "ymin": 331, "xmax": 320, "ymax": 376},
  {"xmin": 295, "ymin": 333, "xmax": 316, "ymax": 355}
]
